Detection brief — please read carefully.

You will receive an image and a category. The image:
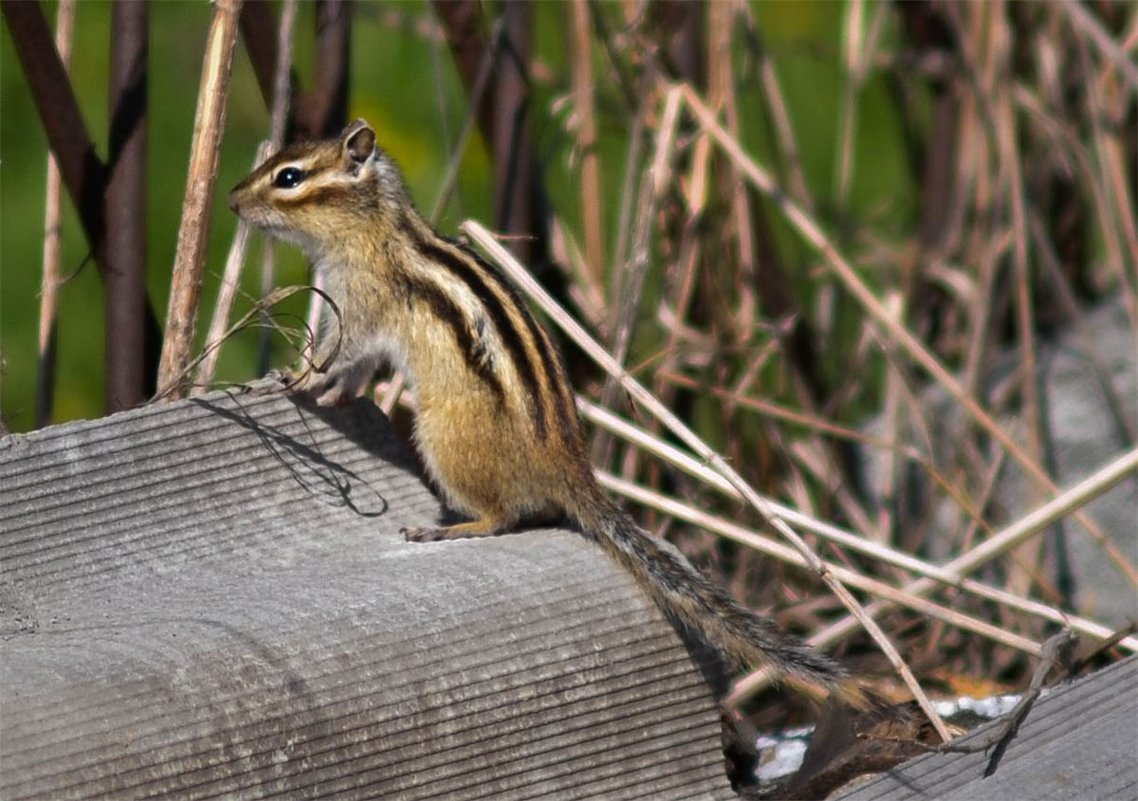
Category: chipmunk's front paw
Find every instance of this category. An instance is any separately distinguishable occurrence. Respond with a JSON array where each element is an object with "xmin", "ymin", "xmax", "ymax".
[
  {"xmin": 313, "ymin": 382, "xmax": 357, "ymax": 408},
  {"xmin": 246, "ymin": 370, "xmax": 295, "ymax": 396},
  {"xmin": 264, "ymin": 368, "xmax": 300, "ymax": 389},
  {"xmin": 402, "ymin": 526, "xmax": 449, "ymax": 543},
  {"xmin": 266, "ymin": 368, "xmax": 347, "ymax": 403}
]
